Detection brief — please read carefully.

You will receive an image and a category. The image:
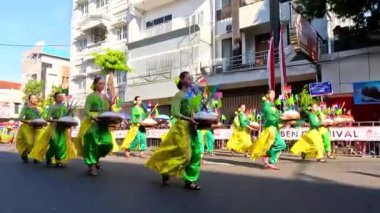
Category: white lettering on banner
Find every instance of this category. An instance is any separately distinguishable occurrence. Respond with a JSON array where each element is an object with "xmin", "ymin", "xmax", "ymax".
[
  {"xmin": 280, "ymin": 127, "xmax": 380, "ymax": 141},
  {"xmin": 71, "ymin": 127, "xmax": 380, "ymax": 141}
]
